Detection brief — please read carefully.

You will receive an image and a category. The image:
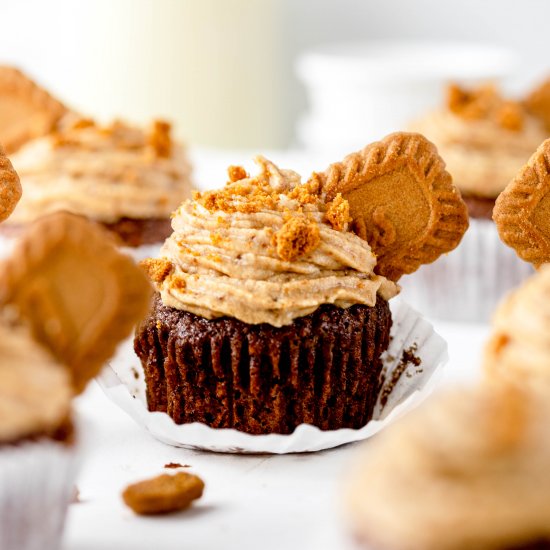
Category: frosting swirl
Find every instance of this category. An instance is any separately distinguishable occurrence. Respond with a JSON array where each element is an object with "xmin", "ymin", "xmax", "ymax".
[
  {"xmin": 144, "ymin": 157, "xmax": 398, "ymax": 327},
  {"xmin": 0, "ymin": 313, "xmax": 72, "ymax": 443},
  {"xmin": 7, "ymin": 118, "xmax": 192, "ymax": 224},
  {"xmin": 485, "ymin": 264, "xmax": 550, "ymax": 391},
  {"xmin": 345, "ymin": 386, "xmax": 550, "ymax": 550}
]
